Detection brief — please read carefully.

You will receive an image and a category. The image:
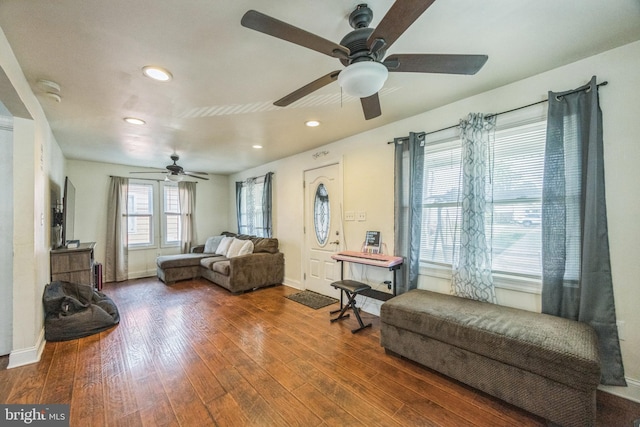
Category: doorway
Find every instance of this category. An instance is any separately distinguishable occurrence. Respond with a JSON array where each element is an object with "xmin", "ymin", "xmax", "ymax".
[{"xmin": 303, "ymin": 163, "xmax": 342, "ymax": 299}]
